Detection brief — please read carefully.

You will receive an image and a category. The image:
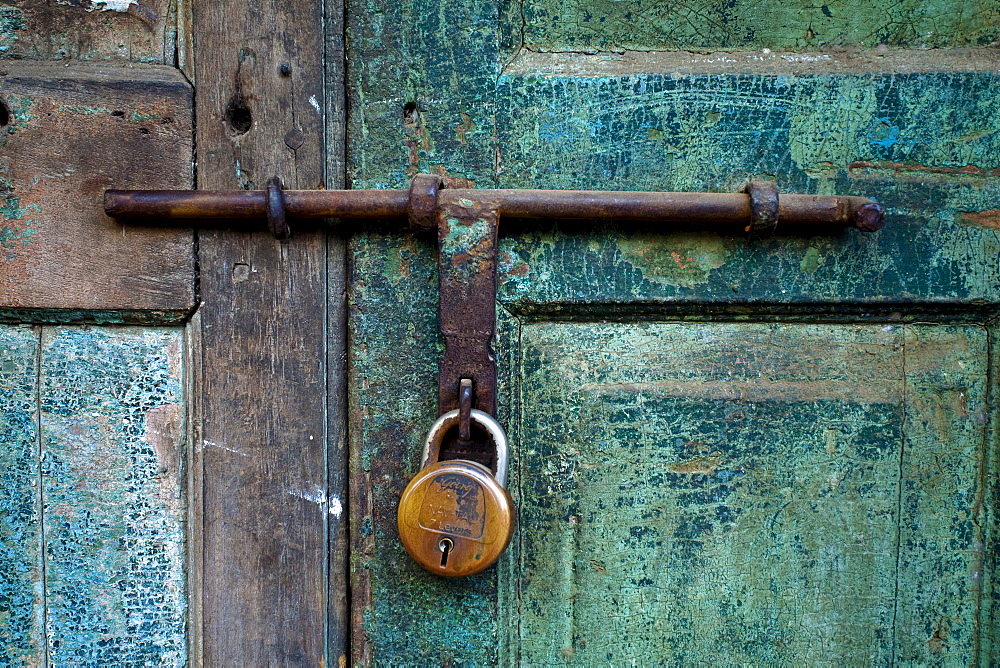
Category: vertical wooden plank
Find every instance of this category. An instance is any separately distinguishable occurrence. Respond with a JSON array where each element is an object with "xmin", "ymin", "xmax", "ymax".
[
  {"xmin": 39, "ymin": 326, "xmax": 186, "ymax": 664},
  {"xmin": 346, "ymin": 0, "xmax": 501, "ymax": 656},
  {"xmin": 325, "ymin": 0, "xmax": 349, "ymax": 662},
  {"xmin": 895, "ymin": 325, "xmax": 989, "ymax": 664},
  {"xmin": 0, "ymin": 325, "xmax": 42, "ymax": 665},
  {"xmin": 190, "ymin": 0, "xmax": 333, "ymax": 663},
  {"xmin": 979, "ymin": 318, "xmax": 1000, "ymax": 666}
]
